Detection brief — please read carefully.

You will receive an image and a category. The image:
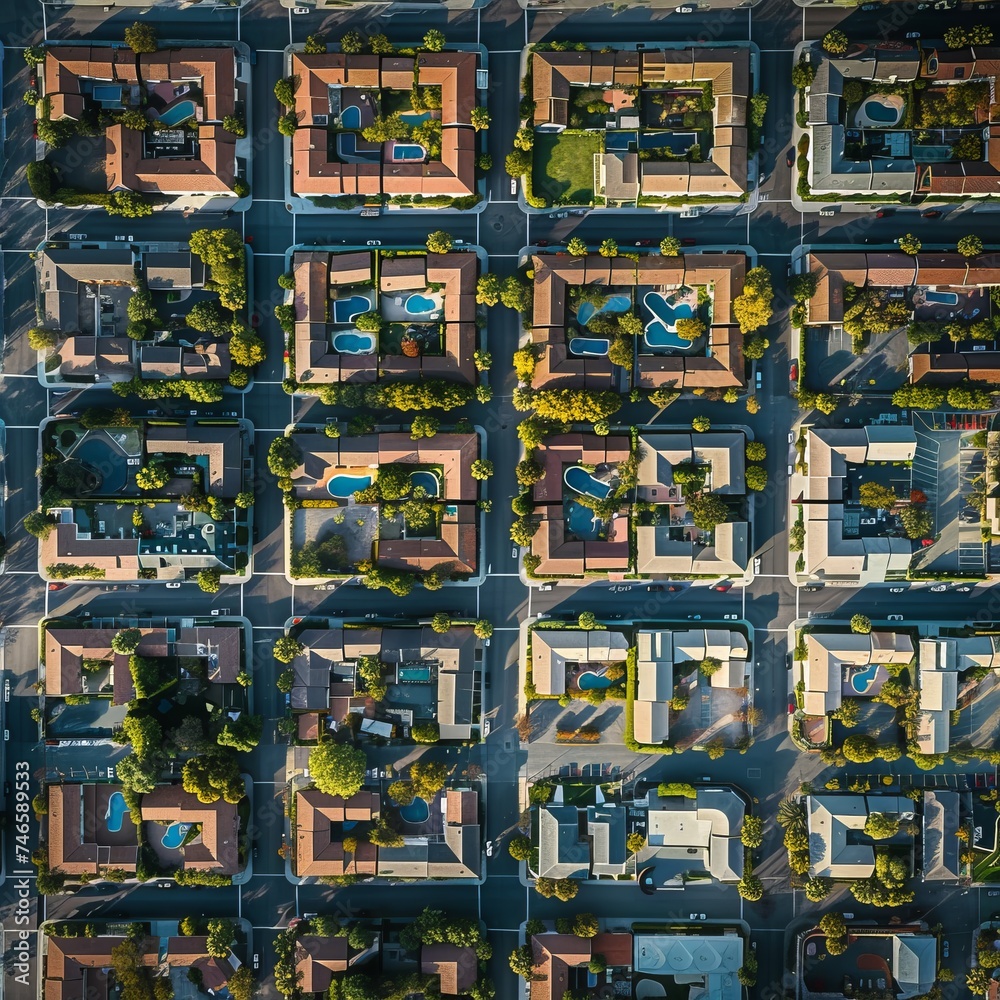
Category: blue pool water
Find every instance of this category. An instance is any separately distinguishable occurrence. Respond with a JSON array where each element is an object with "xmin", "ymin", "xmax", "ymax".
[
  {"xmin": 341, "ymin": 106, "xmax": 362, "ymax": 130},
  {"xmin": 644, "ymin": 291, "xmax": 697, "ymax": 350},
  {"xmin": 400, "ymin": 111, "xmax": 432, "ymax": 124},
  {"xmin": 393, "ymin": 144, "xmax": 427, "ymax": 161},
  {"xmin": 398, "ymin": 665, "xmax": 432, "ymax": 682},
  {"xmin": 333, "ymin": 332, "xmax": 376, "ymax": 354},
  {"xmin": 850, "ymin": 663, "xmax": 881, "ymax": 695},
  {"xmin": 410, "ymin": 471, "xmax": 440, "ymax": 496},
  {"xmin": 576, "ymin": 294, "xmax": 632, "ymax": 328},
  {"xmin": 861, "ymin": 97, "xmax": 901, "ymax": 125},
  {"xmin": 578, "ymin": 670, "xmax": 612, "ymax": 690},
  {"xmin": 75, "ymin": 437, "xmax": 128, "ymax": 493},
  {"xmin": 925, "ymin": 290, "xmax": 959, "ymax": 306},
  {"xmin": 105, "ymin": 791, "xmax": 130, "ymax": 833},
  {"xmin": 569, "ymin": 337, "xmax": 610, "ymax": 357},
  {"xmin": 328, "ymin": 473, "xmax": 374, "ymax": 498},
  {"xmin": 158, "ymin": 100, "xmax": 197, "ymax": 127},
  {"xmin": 406, "ymin": 293, "xmax": 438, "ymax": 315},
  {"xmin": 566, "ymin": 499, "xmax": 603, "ymax": 540},
  {"xmin": 565, "ymin": 465, "xmax": 613, "ymax": 500},
  {"xmin": 332, "ymin": 294, "xmax": 372, "ymax": 325},
  {"xmin": 161, "ymin": 822, "xmax": 191, "ymax": 850},
  {"xmin": 399, "ymin": 797, "xmax": 430, "ymax": 823},
  {"xmin": 93, "ymin": 84, "xmax": 123, "ymax": 104}
]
